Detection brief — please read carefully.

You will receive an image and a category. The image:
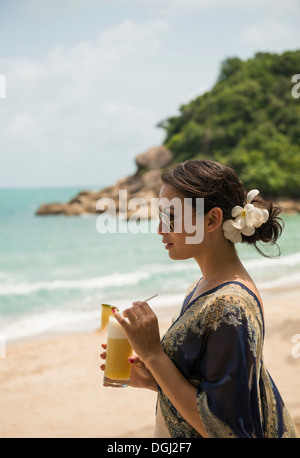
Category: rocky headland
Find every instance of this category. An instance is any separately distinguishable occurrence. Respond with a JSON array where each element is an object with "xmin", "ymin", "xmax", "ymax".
[
  {"xmin": 36, "ymin": 146, "xmax": 173, "ymax": 218},
  {"xmin": 36, "ymin": 146, "xmax": 300, "ymax": 218}
]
